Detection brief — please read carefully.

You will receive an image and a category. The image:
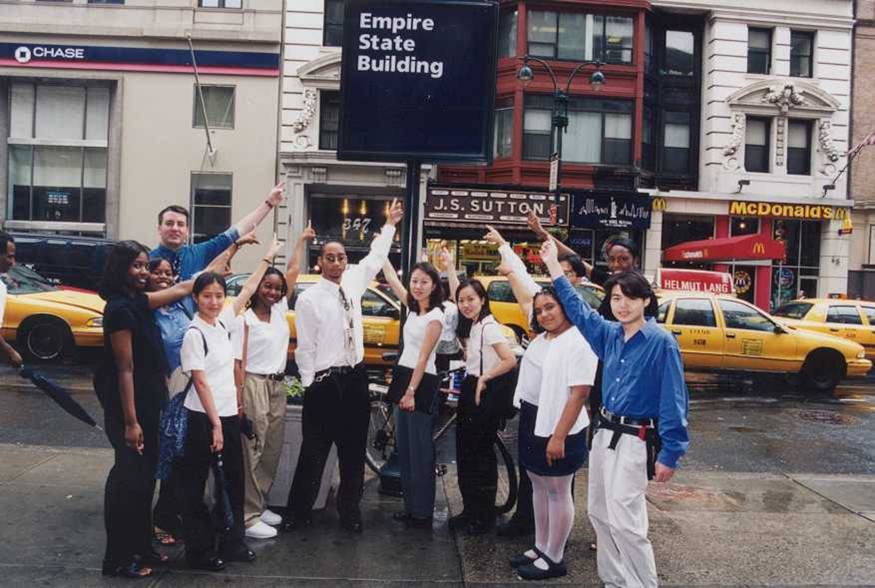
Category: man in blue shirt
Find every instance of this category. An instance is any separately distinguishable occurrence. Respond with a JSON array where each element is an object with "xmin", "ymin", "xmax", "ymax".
[
  {"xmin": 541, "ymin": 240, "xmax": 689, "ymax": 588},
  {"xmin": 150, "ymin": 182, "xmax": 286, "ymax": 280}
]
